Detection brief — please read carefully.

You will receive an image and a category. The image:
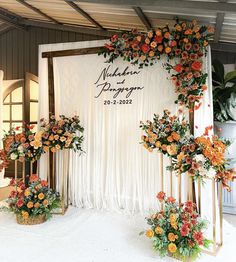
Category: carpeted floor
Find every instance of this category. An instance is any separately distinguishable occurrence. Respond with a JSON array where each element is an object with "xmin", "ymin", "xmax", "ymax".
[{"xmin": 0, "ymin": 206, "xmax": 236, "ymax": 262}]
